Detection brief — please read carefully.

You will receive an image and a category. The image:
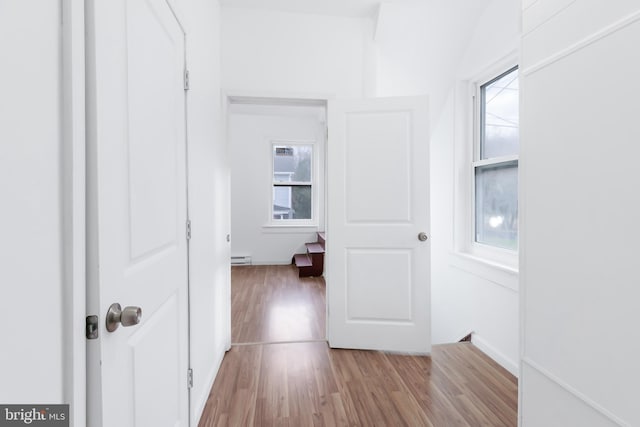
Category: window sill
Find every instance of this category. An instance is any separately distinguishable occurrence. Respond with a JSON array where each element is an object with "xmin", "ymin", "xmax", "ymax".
[
  {"xmin": 262, "ymin": 224, "xmax": 319, "ymax": 234},
  {"xmin": 450, "ymin": 251, "xmax": 519, "ymax": 292}
]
